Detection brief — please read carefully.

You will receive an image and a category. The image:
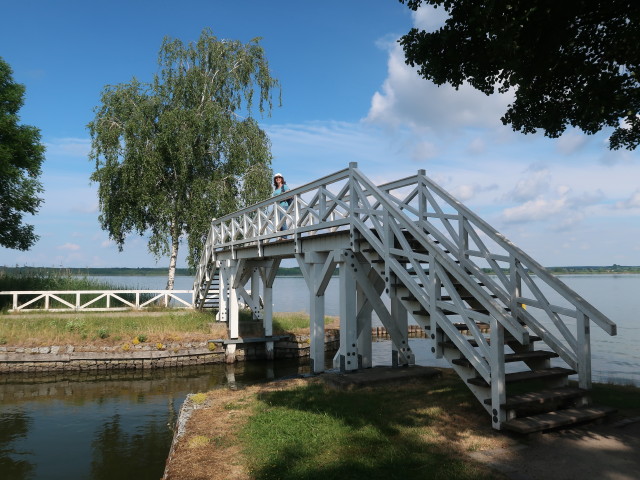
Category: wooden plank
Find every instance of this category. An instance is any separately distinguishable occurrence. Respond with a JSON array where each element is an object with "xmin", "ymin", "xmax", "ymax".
[
  {"xmin": 483, "ymin": 386, "xmax": 586, "ymax": 407},
  {"xmin": 501, "ymin": 406, "xmax": 617, "ymax": 434},
  {"xmin": 453, "ymin": 350, "xmax": 558, "ymax": 368},
  {"xmin": 468, "ymin": 367, "xmax": 575, "ymax": 386}
]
